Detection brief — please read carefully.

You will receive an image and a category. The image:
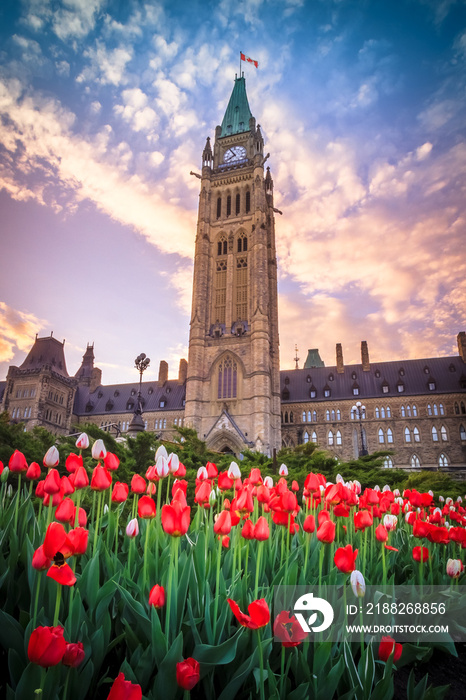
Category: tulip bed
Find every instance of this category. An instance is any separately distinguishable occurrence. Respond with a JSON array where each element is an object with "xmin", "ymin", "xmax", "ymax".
[{"xmin": 0, "ymin": 434, "xmax": 465, "ymax": 699}]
